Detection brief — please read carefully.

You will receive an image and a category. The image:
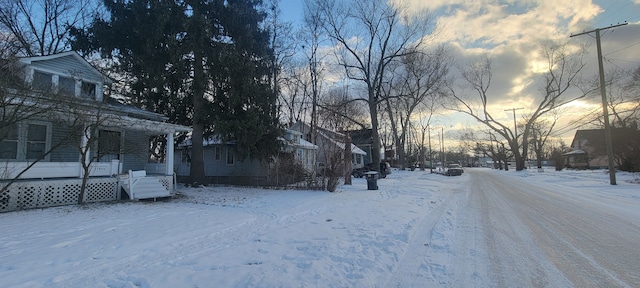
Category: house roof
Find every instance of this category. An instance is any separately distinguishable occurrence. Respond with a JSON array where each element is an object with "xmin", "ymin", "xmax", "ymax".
[
  {"xmin": 19, "ymin": 51, "xmax": 113, "ymax": 85},
  {"xmin": 75, "ymin": 110, "xmax": 191, "ymax": 134},
  {"xmin": 291, "ymin": 121, "xmax": 367, "ymax": 155},
  {"xmin": 571, "ymin": 127, "xmax": 640, "ymax": 150},
  {"xmin": 297, "ymin": 138, "xmax": 318, "ymax": 150},
  {"xmin": 104, "ymin": 97, "xmax": 169, "ymax": 122},
  {"xmin": 178, "ymin": 135, "xmax": 231, "ymax": 147},
  {"xmin": 181, "ymin": 132, "xmax": 319, "ymax": 150}
]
